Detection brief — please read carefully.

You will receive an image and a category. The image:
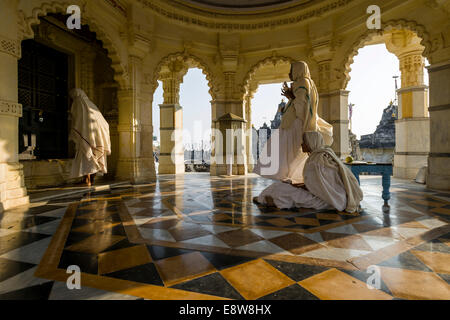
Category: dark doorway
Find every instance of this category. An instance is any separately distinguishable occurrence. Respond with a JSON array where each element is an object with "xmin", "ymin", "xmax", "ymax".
[{"xmin": 18, "ymin": 40, "xmax": 69, "ymax": 159}]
